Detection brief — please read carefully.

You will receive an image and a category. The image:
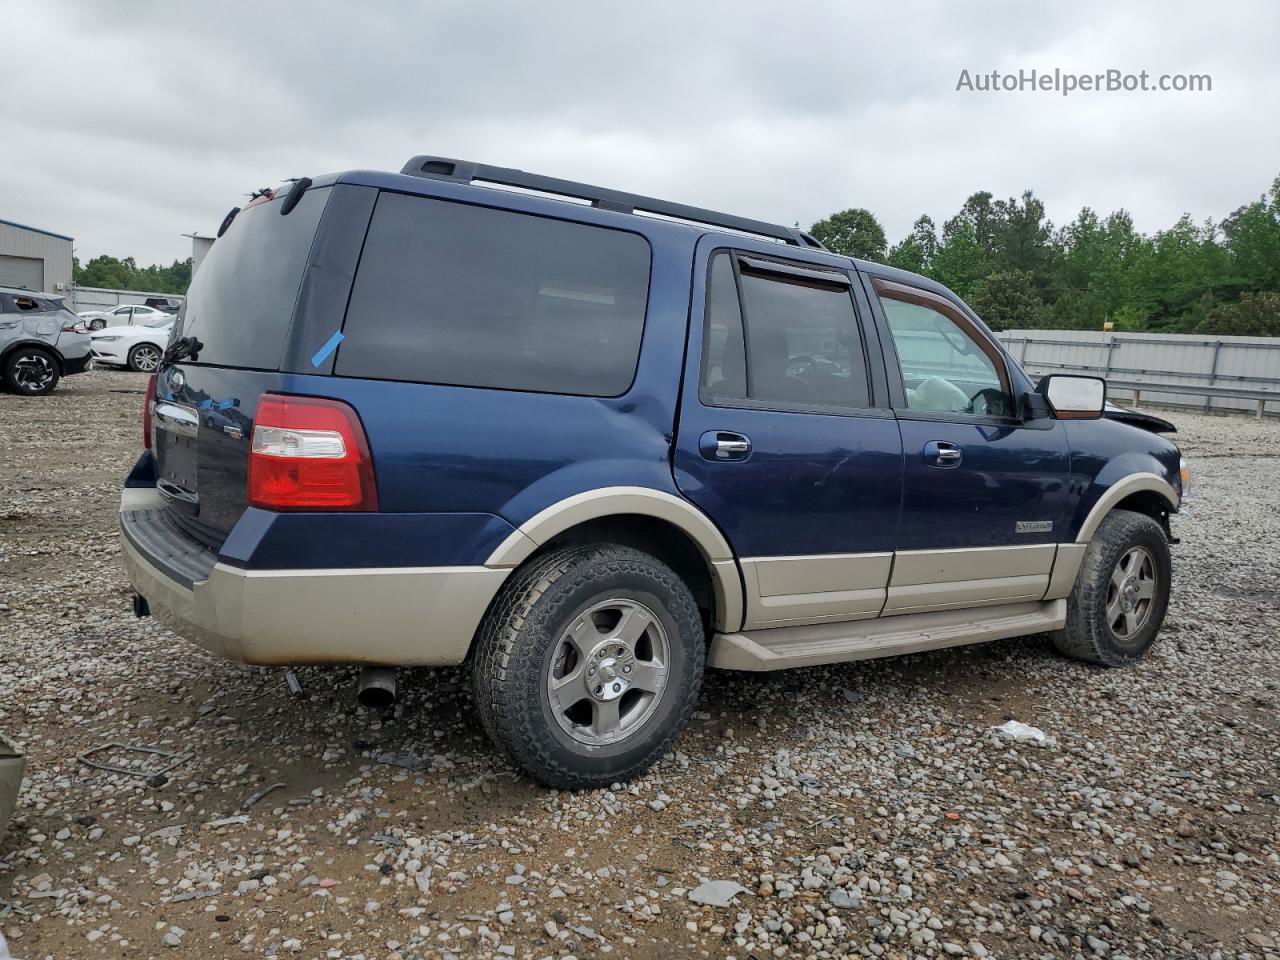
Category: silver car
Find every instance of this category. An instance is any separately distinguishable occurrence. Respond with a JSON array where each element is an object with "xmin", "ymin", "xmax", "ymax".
[{"xmin": 0, "ymin": 286, "xmax": 92, "ymax": 395}]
